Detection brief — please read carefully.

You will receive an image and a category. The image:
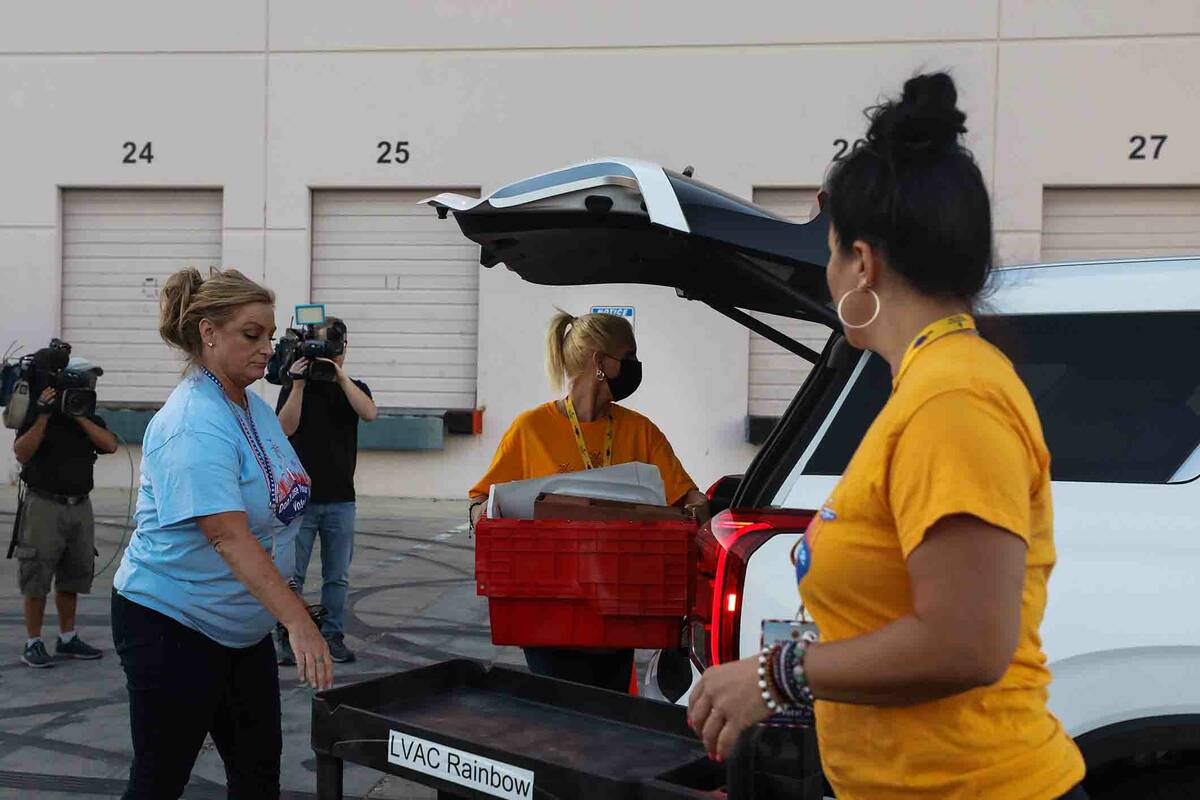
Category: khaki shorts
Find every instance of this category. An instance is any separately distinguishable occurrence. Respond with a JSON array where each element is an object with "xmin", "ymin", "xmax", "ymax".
[{"xmin": 15, "ymin": 492, "xmax": 95, "ymax": 598}]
